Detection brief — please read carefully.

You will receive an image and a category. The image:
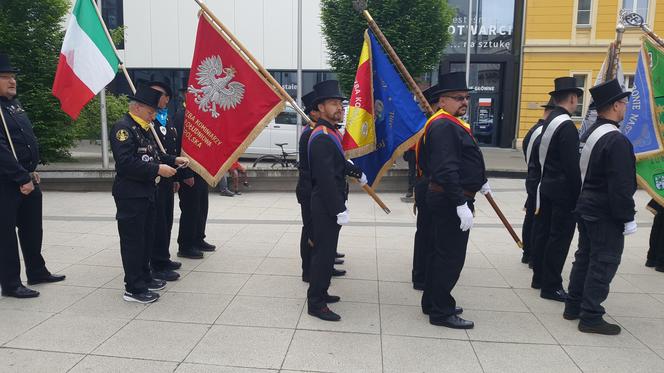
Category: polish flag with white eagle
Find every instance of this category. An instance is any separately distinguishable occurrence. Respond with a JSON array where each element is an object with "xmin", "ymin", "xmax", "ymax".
[{"xmin": 52, "ymin": 0, "xmax": 118, "ymax": 119}]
